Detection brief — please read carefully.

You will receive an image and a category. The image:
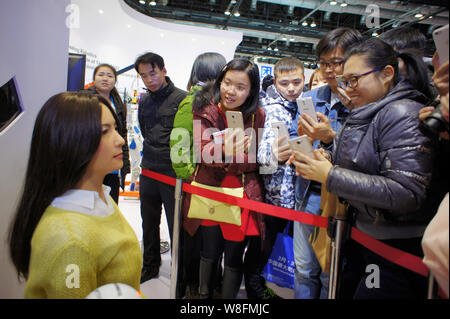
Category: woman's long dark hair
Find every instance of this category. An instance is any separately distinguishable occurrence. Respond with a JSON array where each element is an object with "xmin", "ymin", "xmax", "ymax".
[
  {"xmin": 186, "ymin": 52, "xmax": 226, "ymax": 90},
  {"xmin": 345, "ymin": 38, "xmax": 433, "ymax": 100},
  {"xmin": 8, "ymin": 92, "xmax": 118, "ymax": 280}
]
